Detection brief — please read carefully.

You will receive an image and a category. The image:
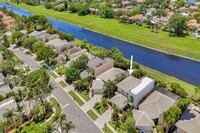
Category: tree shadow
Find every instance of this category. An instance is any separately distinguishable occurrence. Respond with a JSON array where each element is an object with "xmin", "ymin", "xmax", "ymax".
[{"xmin": 168, "ymin": 32, "xmax": 189, "ymax": 38}]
